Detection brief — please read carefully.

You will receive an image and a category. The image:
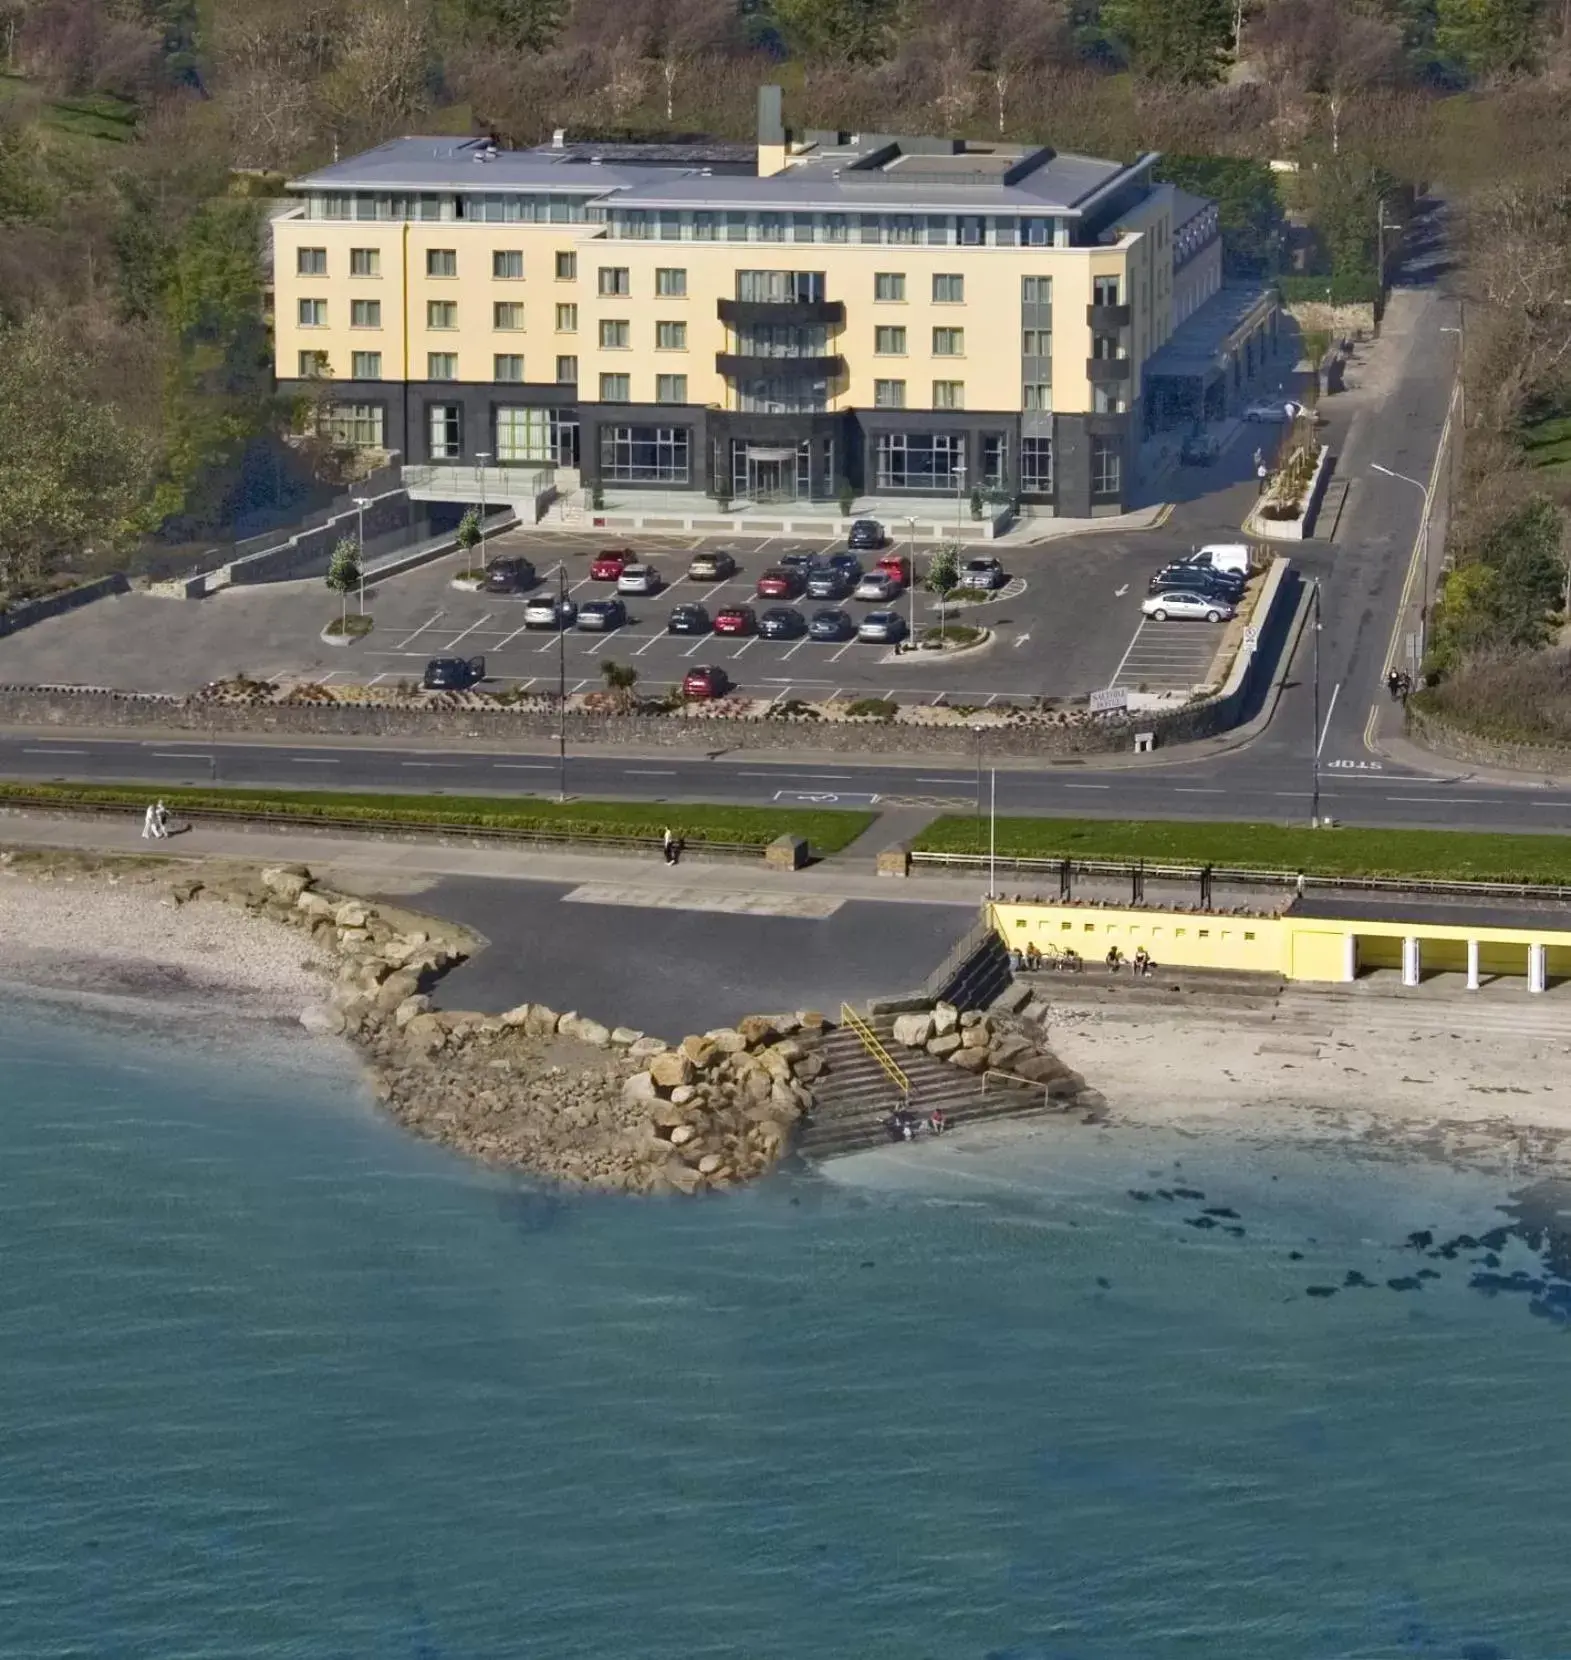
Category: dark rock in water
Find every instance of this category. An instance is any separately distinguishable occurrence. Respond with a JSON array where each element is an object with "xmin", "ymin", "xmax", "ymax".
[
  {"xmin": 1306, "ymin": 1285, "xmax": 1338, "ymax": 1298},
  {"xmin": 1343, "ymin": 1270, "xmax": 1374, "ymax": 1288},
  {"xmin": 1455, "ymin": 1234, "xmax": 1479, "ymax": 1251},
  {"xmin": 1471, "ymin": 1272, "xmax": 1544, "ymax": 1297},
  {"xmin": 1479, "ymin": 1228, "xmax": 1511, "ymax": 1252},
  {"xmin": 1173, "ymin": 1187, "xmax": 1204, "ymax": 1200},
  {"xmin": 1528, "ymin": 1298, "xmax": 1571, "ymax": 1325},
  {"xmin": 1434, "ymin": 1244, "xmax": 1460, "ymax": 1260},
  {"xmin": 1095, "ymin": 1276, "xmax": 1111, "ymax": 1290},
  {"xmin": 1155, "ymin": 1189, "xmax": 1175, "ymax": 1201},
  {"xmin": 1387, "ymin": 1276, "xmax": 1423, "ymax": 1291},
  {"xmin": 1481, "ymin": 1252, "xmax": 1501, "ymax": 1269},
  {"xmin": 860, "ymin": 1260, "xmax": 875, "ymax": 1268},
  {"xmin": 1417, "ymin": 1269, "xmax": 1441, "ymax": 1281},
  {"xmin": 1459, "ymin": 1642, "xmax": 1504, "ymax": 1660},
  {"xmin": 497, "ymin": 1187, "xmax": 567, "ymax": 1235},
  {"xmin": 1539, "ymin": 1281, "xmax": 1571, "ymax": 1307},
  {"xmin": 1184, "ymin": 1215, "xmax": 1219, "ymax": 1231},
  {"xmin": 1289, "ymin": 1251, "xmax": 1305, "ymax": 1261},
  {"xmin": 1203, "ymin": 1206, "xmax": 1240, "ymax": 1219},
  {"xmin": 1406, "ymin": 1230, "xmax": 1434, "ymax": 1251},
  {"xmin": 1127, "ymin": 1190, "xmax": 1152, "ymax": 1202},
  {"xmin": 1223, "ymin": 1225, "xmax": 1246, "ymax": 1237}
]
